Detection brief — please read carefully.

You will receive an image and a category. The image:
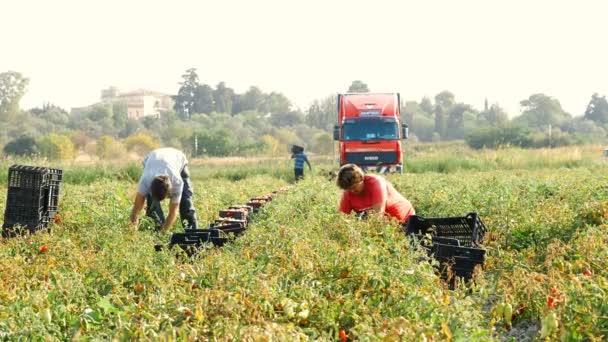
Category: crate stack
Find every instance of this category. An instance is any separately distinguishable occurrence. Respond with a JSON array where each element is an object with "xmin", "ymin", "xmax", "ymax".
[
  {"xmin": 163, "ymin": 185, "xmax": 291, "ymax": 256},
  {"xmin": 405, "ymin": 212, "xmax": 487, "ymax": 288},
  {"xmin": 2, "ymin": 165, "xmax": 63, "ymax": 238}
]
